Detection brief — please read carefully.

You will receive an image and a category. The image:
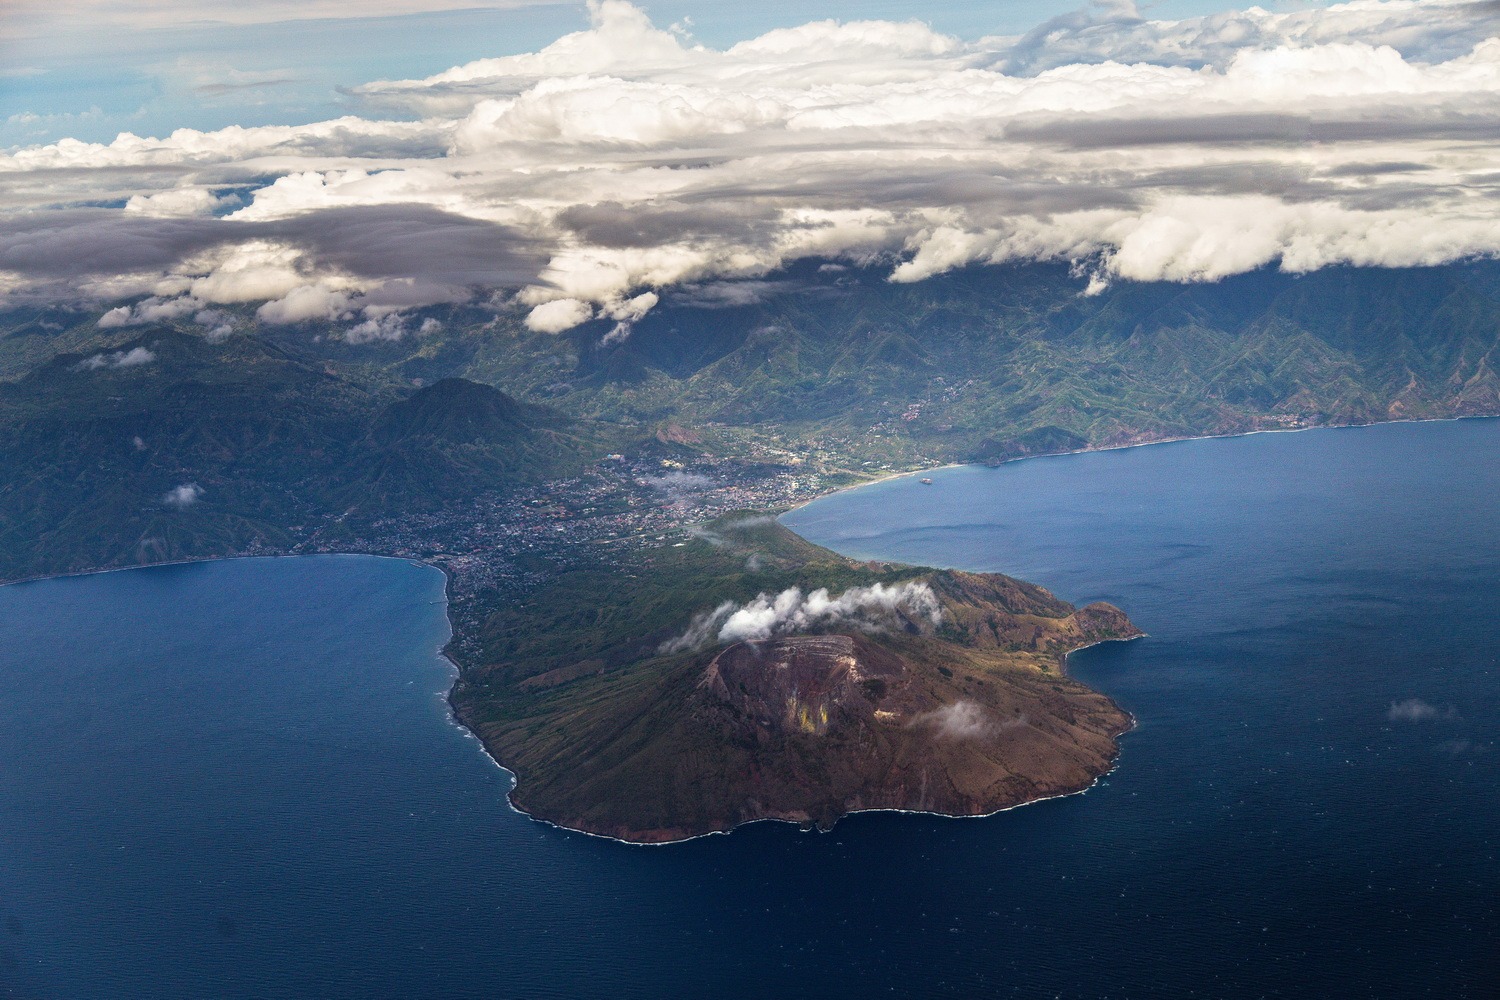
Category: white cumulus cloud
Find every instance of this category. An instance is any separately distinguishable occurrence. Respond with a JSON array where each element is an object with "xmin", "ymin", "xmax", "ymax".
[
  {"xmin": 3, "ymin": 0, "xmax": 1500, "ymax": 332},
  {"xmin": 661, "ymin": 580, "xmax": 943, "ymax": 653},
  {"xmin": 74, "ymin": 346, "xmax": 156, "ymax": 369},
  {"xmin": 162, "ymin": 482, "xmax": 204, "ymax": 508}
]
